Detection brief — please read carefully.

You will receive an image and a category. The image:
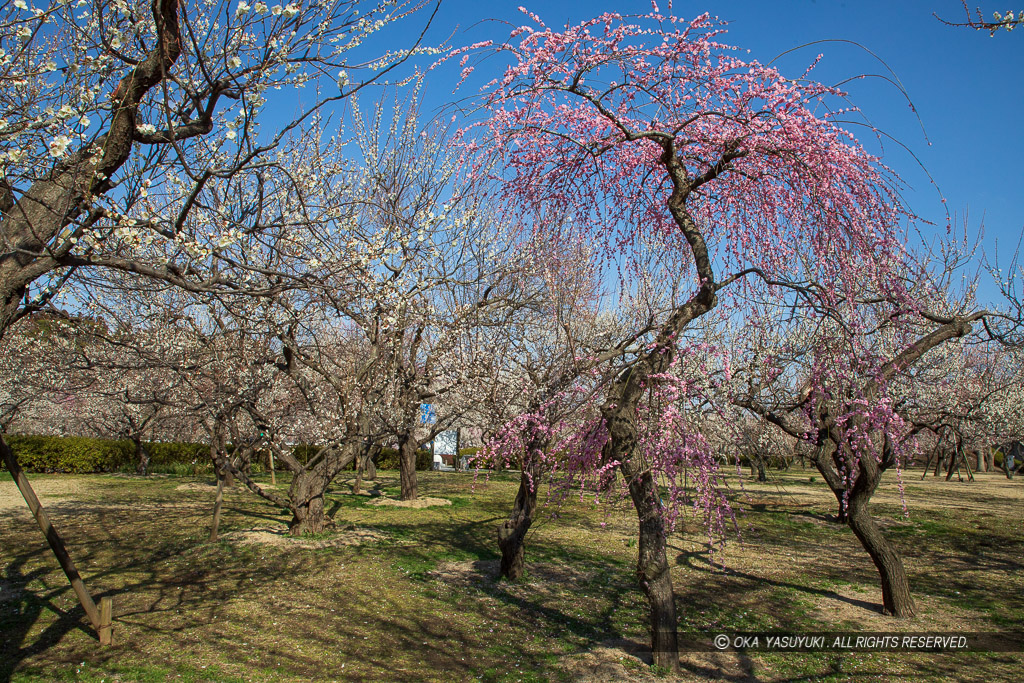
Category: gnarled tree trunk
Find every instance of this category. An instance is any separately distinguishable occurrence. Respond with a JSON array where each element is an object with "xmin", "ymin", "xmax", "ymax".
[
  {"xmin": 353, "ymin": 442, "xmax": 380, "ymax": 495},
  {"xmin": 497, "ymin": 439, "xmax": 546, "ymax": 580},
  {"xmin": 603, "ymin": 363, "xmax": 687, "ymax": 674},
  {"xmin": 285, "ymin": 444, "xmax": 357, "ymax": 535},
  {"xmin": 818, "ymin": 440, "xmax": 914, "ymax": 617},
  {"xmin": 846, "ymin": 493, "xmax": 915, "ymax": 617},
  {"xmin": 625, "ymin": 463, "xmax": 678, "ymax": 669},
  {"xmin": 288, "ymin": 470, "xmax": 333, "ymax": 536}
]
